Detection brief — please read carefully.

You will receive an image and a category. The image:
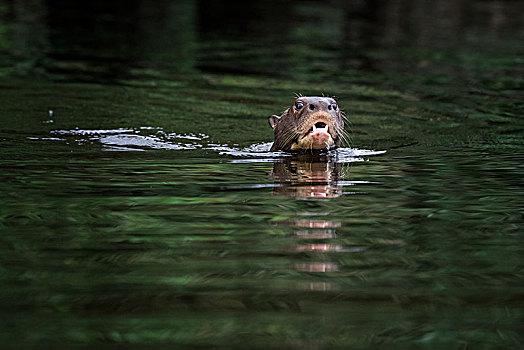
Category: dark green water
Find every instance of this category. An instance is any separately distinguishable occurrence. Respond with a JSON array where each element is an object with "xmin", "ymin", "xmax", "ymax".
[{"xmin": 1, "ymin": 1, "xmax": 523, "ymax": 349}]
